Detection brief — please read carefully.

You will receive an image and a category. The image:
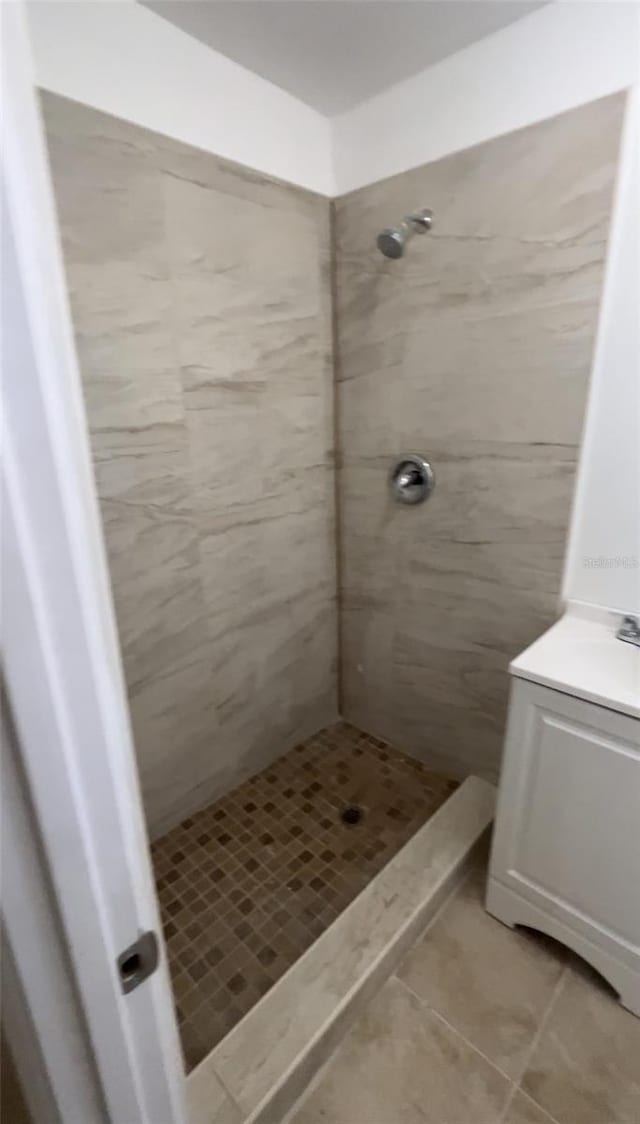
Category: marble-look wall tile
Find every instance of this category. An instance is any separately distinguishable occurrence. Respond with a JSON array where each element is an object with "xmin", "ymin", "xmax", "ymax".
[
  {"xmin": 42, "ymin": 86, "xmax": 624, "ymax": 819},
  {"xmin": 42, "ymin": 91, "xmax": 337, "ymax": 837},
  {"xmin": 335, "ymin": 94, "xmax": 625, "ymax": 781}
]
